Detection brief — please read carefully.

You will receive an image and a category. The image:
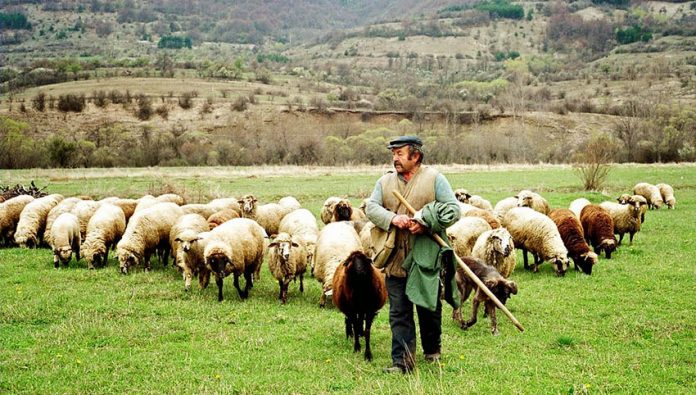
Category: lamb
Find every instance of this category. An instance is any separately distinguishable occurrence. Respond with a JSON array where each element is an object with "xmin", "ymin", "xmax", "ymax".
[
  {"xmin": 14, "ymin": 194, "xmax": 64, "ymax": 248},
  {"xmin": 655, "ymin": 183, "xmax": 676, "ymax": 209},
  {"xmin": 569, "ymin": 198, "xmax": 591, "ymax": 219},
  {"xmin": 332, "ymin": 250, "xmax": 387, "ymax": 361},
  {"xmin": 471, "ymin": 227, "xmax": 517, "ymax": 278},
  {"xmin": 446, "ymin": 217, "xmax": 492, "ymax": 258},
  {"xmin": 204, "ymin": 218, "xmax": 267, "ymax": 301},
  {"xmin": 579, "ymin": 205, "xmax": 617, "ymax": 259},
  {"xmin": 117, "ymin": 202, "xmax": 184, "ymax": 274},
  {"xmin": 320, "ymin": 197, "xmax": 342, "ymax": 224},
  {"xmin": 454, "ymin": 189, "xmax": 493, "ymax": 210},
  {"xmin": 70, "ymin": 200, "xmax": 102, "ymax": 241},
  {"xmin": 278, "ymin": 196, "xmax": 302, "ymax": 211},
  {"xmin": 493, "ymin": 197, "xmax": 518, "ymax": 221},
  {"xmin": 207, "ymin": 209, "xmax": 240, "ymax": 230},
  {"xmin": 207, "ymin": 197, "xmax": 241, "ymax": 215},
  {"xmin": 633, "ymin": 182, "xmax": 663, "ymax": 210},
  {"xmin": 516, "ymin": 190, "xmax": 550, "ymax": 215},
  {"xmin": 268, "ymin": 232, "xmax": 308, "ymax": 304},
  {"xmin": 548, "ymin": 209, "xmax": 598, "ymax": 275},
  {"xmin": 44, "ymin": 197, "xmax": 82, "ymax": 246},
  {"xmin": 0, "ymin": 195, "xmax": 34, "ymax": 246},
  {"xmin": 82, "ymin": 203, "xmax": 126, "ymax": 269},
  {"xmin": 617, "ymin": 194, "xmax": 648, "ymax": 223},
  {"xmin": 313, "ymin": 221, "xmax": 363, "ymax": 307},
  {"xmin": 111, "ymin": 198, "xmax": 137, "ymax": 222},
  {"xmin": 600, "ymin": 201, "xmax": 642, "ymax": 245},
  {"xmin": 175, "ymin": 230, "xmax": 211, "ymax": 292},
  {"xmin": 503, "ymin": 207, "xmax": 570, "ymax": 276},
  {"xmin": 169, "ymin": 214, "xmax": 210, "ymax": 267},
  {"xmin": 238, "ymin": 194, "xmax": 290, "ymax": 237},
  {"xmin": 452, "ymin": 256, "xmax": 518, "ymax": 336},
  {"xmin": 181, "ymin": 204, "xmax": 217, "ymax": 219},
  {"xmin": 278, "ymin": 208, "xmax": 319, "ymax": 265},
  {"xmin": 155, "ymin": 193, "xmax": 186, "ymax": 205},
  {"xmin": 50, "ymin": 212, "xmax": 81, "ymax": 268}
]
